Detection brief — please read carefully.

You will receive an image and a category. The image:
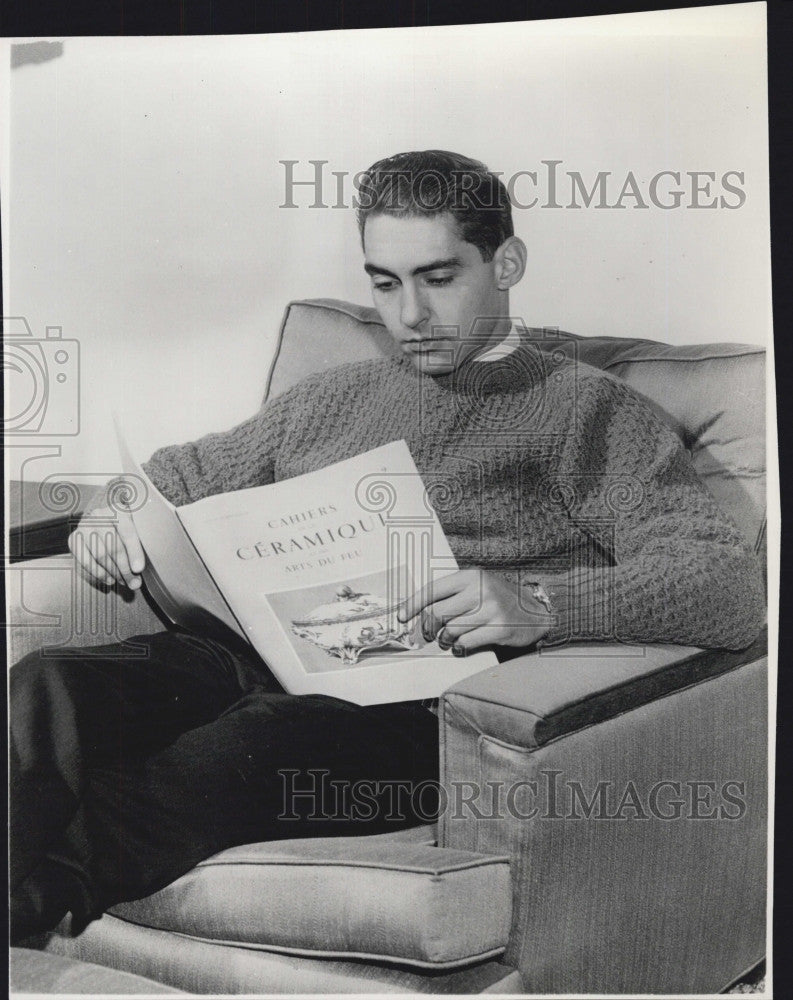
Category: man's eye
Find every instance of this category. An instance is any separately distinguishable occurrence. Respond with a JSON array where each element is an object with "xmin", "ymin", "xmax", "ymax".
[
  {"xmin": 425, "ymin": 275, "xmax": 454, "ymax": 287},
  {"xmin": 373, "ymin": 282, "xmax": 396, "ymax": 293}
]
